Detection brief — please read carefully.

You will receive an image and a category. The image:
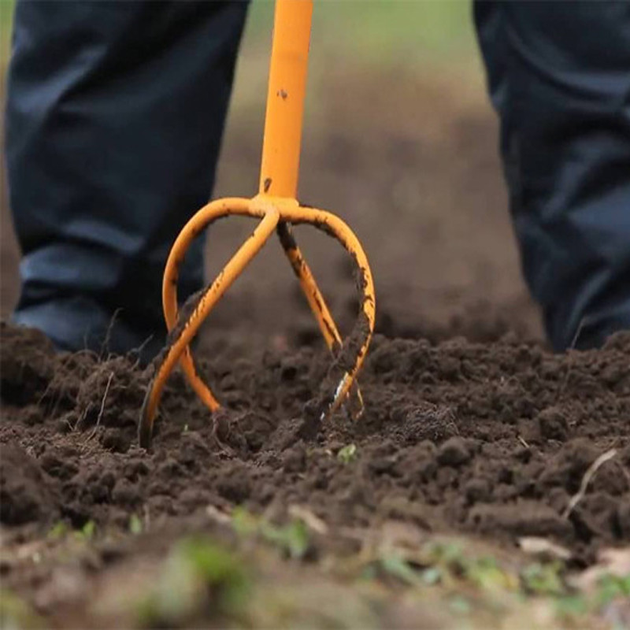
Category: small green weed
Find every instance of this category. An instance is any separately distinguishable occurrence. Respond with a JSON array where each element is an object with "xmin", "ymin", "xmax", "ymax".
[
  {"xmin": 129, "ymin": 514, "xmax": 143, "ymax": 536},
  {"xmin": 593, "ymin": 573, "xmax": 630, "ymax": 608},
  {"xmin": 136, "ymin": 537, "xmax": 249, "ymax": 627},
  {"xmin": 77, "ymin": 520, "xmax": 96, "ymax": 541},
  {"xmin": 521, "ymin": 562, "xmax": 565, "ymax": 597},
  {"xmin": 462, "ymin": 555, "xmax": 517, "ymax": 592},
  {"xmin": 260, "ymin": 520, "xmax": 309, "ymax": 560},
  {"xmin": 47, "ymin": 521, "xmax": 69, "ymax": 540},
  {"xmin": 337, "ymin": 444, "xmax": 358, "ymax": 464},
  {"xmin": 378, "ymin": 552, "xmax": 423, "ymax": 587},
  {"xmin": 0, "ymin": 589, "xmax": 44, "ymax": 629},
  {"xmin": 554, "ymin": 594, "xmax": 589, "ymax": 619},
  {"xmin": 47, "ymin": 519, "xmax": 97, "ymax": 542},
  {"xmin": 232, "ymin": 508, "xmax": 310, "ymax": 560}
]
